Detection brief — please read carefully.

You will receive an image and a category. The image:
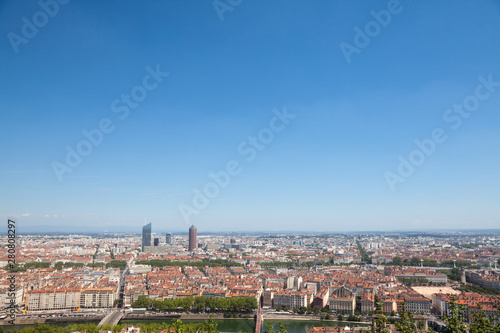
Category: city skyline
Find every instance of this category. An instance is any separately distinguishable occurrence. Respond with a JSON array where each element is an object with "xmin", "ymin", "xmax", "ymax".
[{"xmin": 2, "ymin": 1, "xmax": 500, "ymax": 232}]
